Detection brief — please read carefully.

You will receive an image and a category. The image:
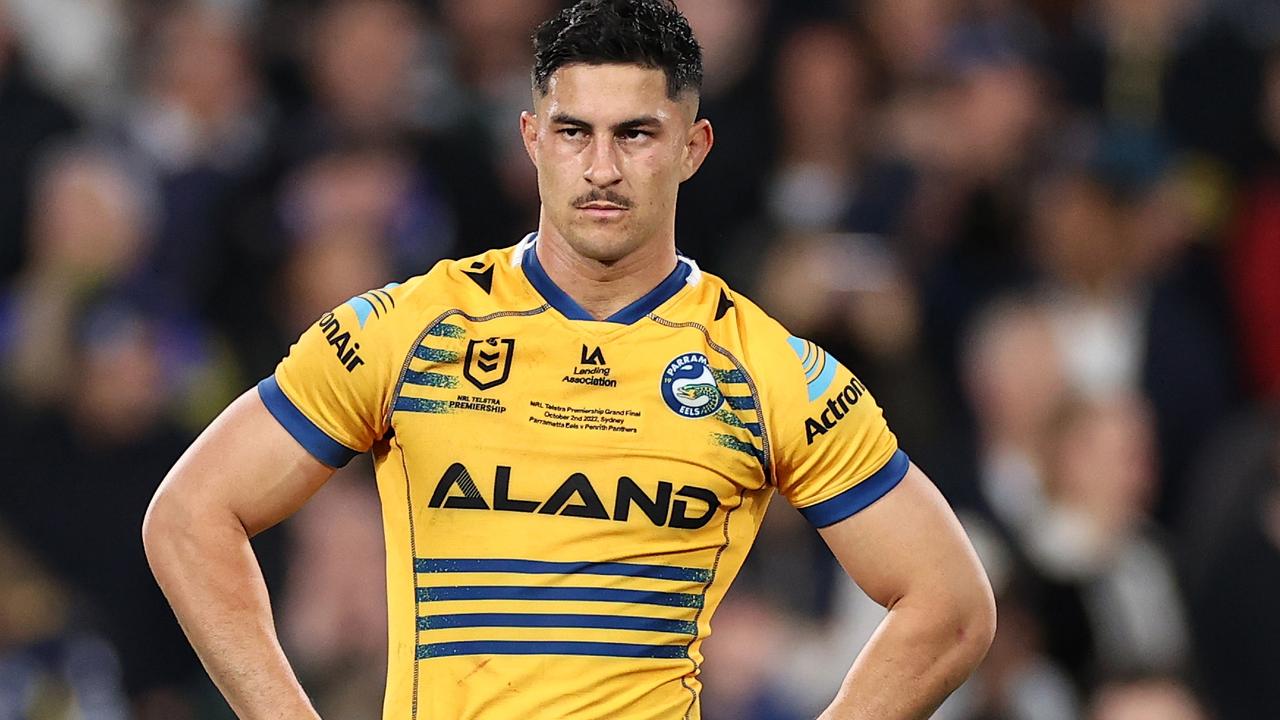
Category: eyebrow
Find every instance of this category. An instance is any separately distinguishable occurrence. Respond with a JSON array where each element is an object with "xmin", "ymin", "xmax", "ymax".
[{"xmin": 549, "ymin": 113, "xmax": 663, "ymax": 131}]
